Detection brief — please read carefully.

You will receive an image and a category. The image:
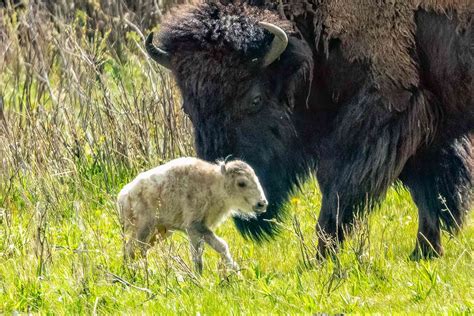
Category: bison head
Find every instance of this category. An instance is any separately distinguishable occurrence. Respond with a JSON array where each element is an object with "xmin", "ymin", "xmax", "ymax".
[{"xmin": 146, "ymin": 2, "xmax": 314, "ymax": 240}]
